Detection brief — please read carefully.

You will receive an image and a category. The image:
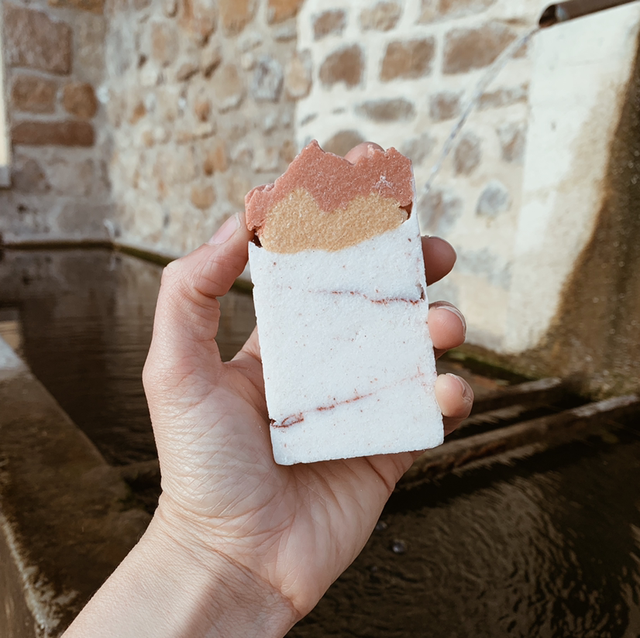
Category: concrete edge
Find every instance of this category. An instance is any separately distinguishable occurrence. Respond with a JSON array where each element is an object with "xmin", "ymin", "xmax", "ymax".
[{"xmin": 0, "ymin": 335, "xmax": 152, "ymax": 636}]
